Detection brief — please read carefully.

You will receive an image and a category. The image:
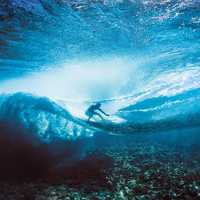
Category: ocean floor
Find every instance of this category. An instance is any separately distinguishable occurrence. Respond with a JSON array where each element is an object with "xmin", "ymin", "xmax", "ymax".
[{"xmin": 1, "ymin": 134, "xmax": 200, "ymax": 200}]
